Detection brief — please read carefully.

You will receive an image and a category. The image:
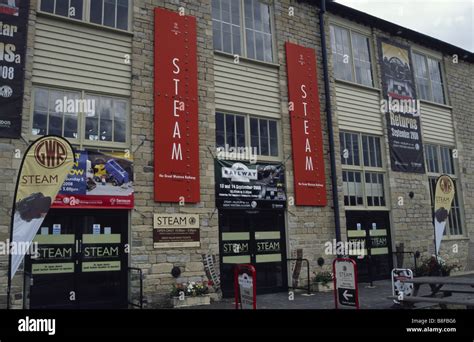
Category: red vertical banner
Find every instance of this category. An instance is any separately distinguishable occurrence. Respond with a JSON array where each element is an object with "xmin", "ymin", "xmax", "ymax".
[
  {"xmin": 154, "ymin": 8, "xmax": 200, "ymax": 203},
  {"xmin": 285, "ymin": 42, "xmax": 326, "ymax": 206}
]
